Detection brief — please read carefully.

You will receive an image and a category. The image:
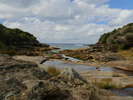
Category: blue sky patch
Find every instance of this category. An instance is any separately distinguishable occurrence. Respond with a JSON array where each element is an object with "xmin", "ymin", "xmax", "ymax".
[{"xmin": 108, "ymin": 0, "xmax": 133, "ymax": 10}]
